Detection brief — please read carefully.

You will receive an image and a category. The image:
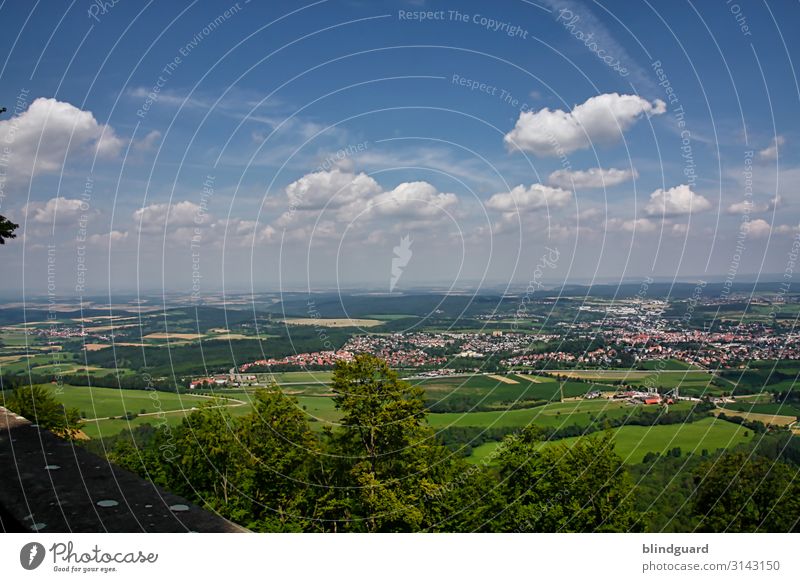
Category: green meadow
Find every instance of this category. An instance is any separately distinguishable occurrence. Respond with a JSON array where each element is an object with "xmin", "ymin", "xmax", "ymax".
[{"xmin": 468, "ymin": 416, "xmax": 753, "ymax": 465}]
